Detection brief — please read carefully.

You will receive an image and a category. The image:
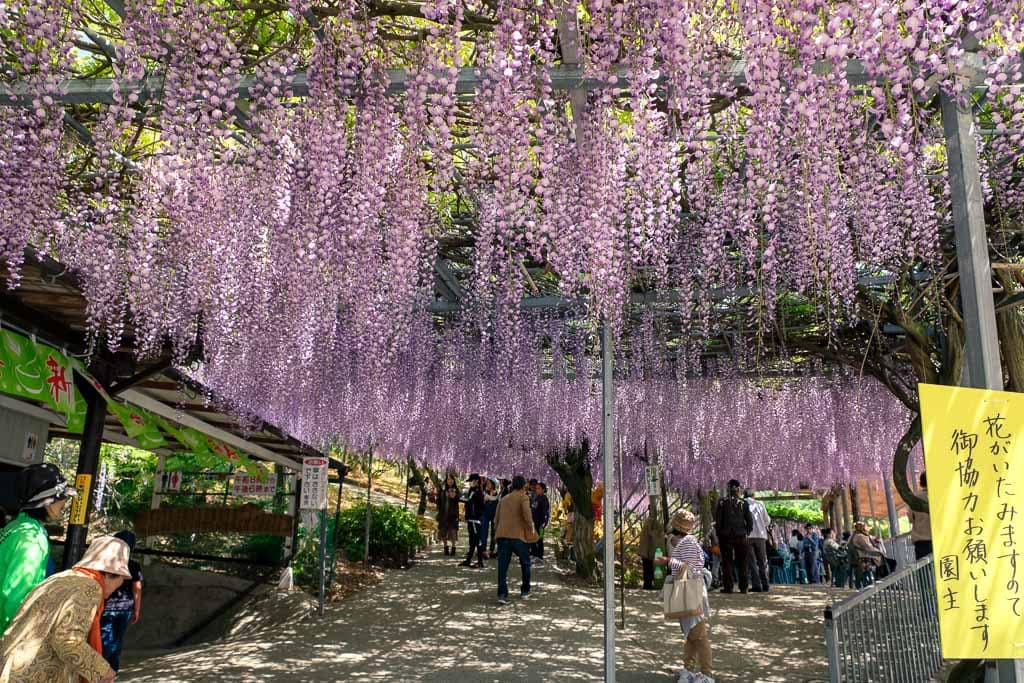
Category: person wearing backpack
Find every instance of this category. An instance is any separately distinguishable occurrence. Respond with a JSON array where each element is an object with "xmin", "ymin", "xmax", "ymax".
[{"xmin": 713, "ymin": 479, "xmax": 753, "ymax": 594}]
